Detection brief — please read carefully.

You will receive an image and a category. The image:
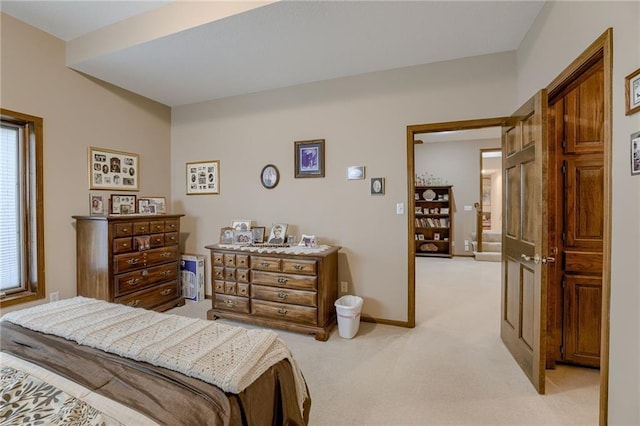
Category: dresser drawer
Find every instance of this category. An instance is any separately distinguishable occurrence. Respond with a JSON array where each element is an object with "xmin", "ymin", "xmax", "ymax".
[
  {"xmin": 223, "ymin": 254, "xmax": 236, "ymax": 267},
  {"xmin": 213, "ymin": 252, "xmax": 224, "ymax": 266},
  {"xmin": 251, "ymin": 284, "xmax": 316, "ymax": 307},
  {"xmin": 133, "ymin": 221, "xmax": 150, "ymax": 235},
  {"xmin": 237, "ymin": 283, "xmax": 250, "ymax": 297},
  {"xmin": 114, "ymin": 263, "xmax": 179, "ymax": 296},
  {"xmin": 251, "ymin": 256, "xmax": 281, "ymax": 271},
  {"xmin": 236, "ymin": 268, "xmax": 249, "ymax": 283},
  {"xmin": 224, "ymin": 268, "xmax": 236, "ymax": 281},
  {"xmin": 150, "ymin": 220, "xmax": 165, "ymax": 233},
  {"xmin": 281, "ymin": 259, "xmax": 316, "ymax": 276},
  {"xmin": 214, "ymin": 294, "xmax": 250, "ymax": 314},
  {"xmin": 252, "ymin": 300, "xmax": 317, "ymax": 325},
  {"xmin": 113, "ymin": 246, "xmax": 178, "ymax": 274},
  {"xmin": 224, "ymin": 282, "xmax": 237, "ymax": 295},
  {"xmin": 165, "ymin": 219, "xmax": 179, "ymax": 232},
  {"xmin": 214, "ymin": 280, "xmax": 225, "ymax": 293},
  {"xmin": 213, "ymin": 266, "xmax": 224, "ymax": 281},
  {"xmin": 113, "ymin": 237, "xmax": 133, "ymax": 254},
  {"xmin": 115, "ymin": 280, "xmax": 180, "ymax": 309},
  {"xmin": 149, "ymin": 234, "xmax": 165, "ymax": 247},
  {"xmin": 114, "ymin": 222, "xmax": 133, "ymax": 237},
  {"xmin": 251, "ymin": 270, "xmax": 317, "ymax": 291},
  {"xmin": 165, "ymin": 232, "xmax": 179, "ymax": 246}
]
